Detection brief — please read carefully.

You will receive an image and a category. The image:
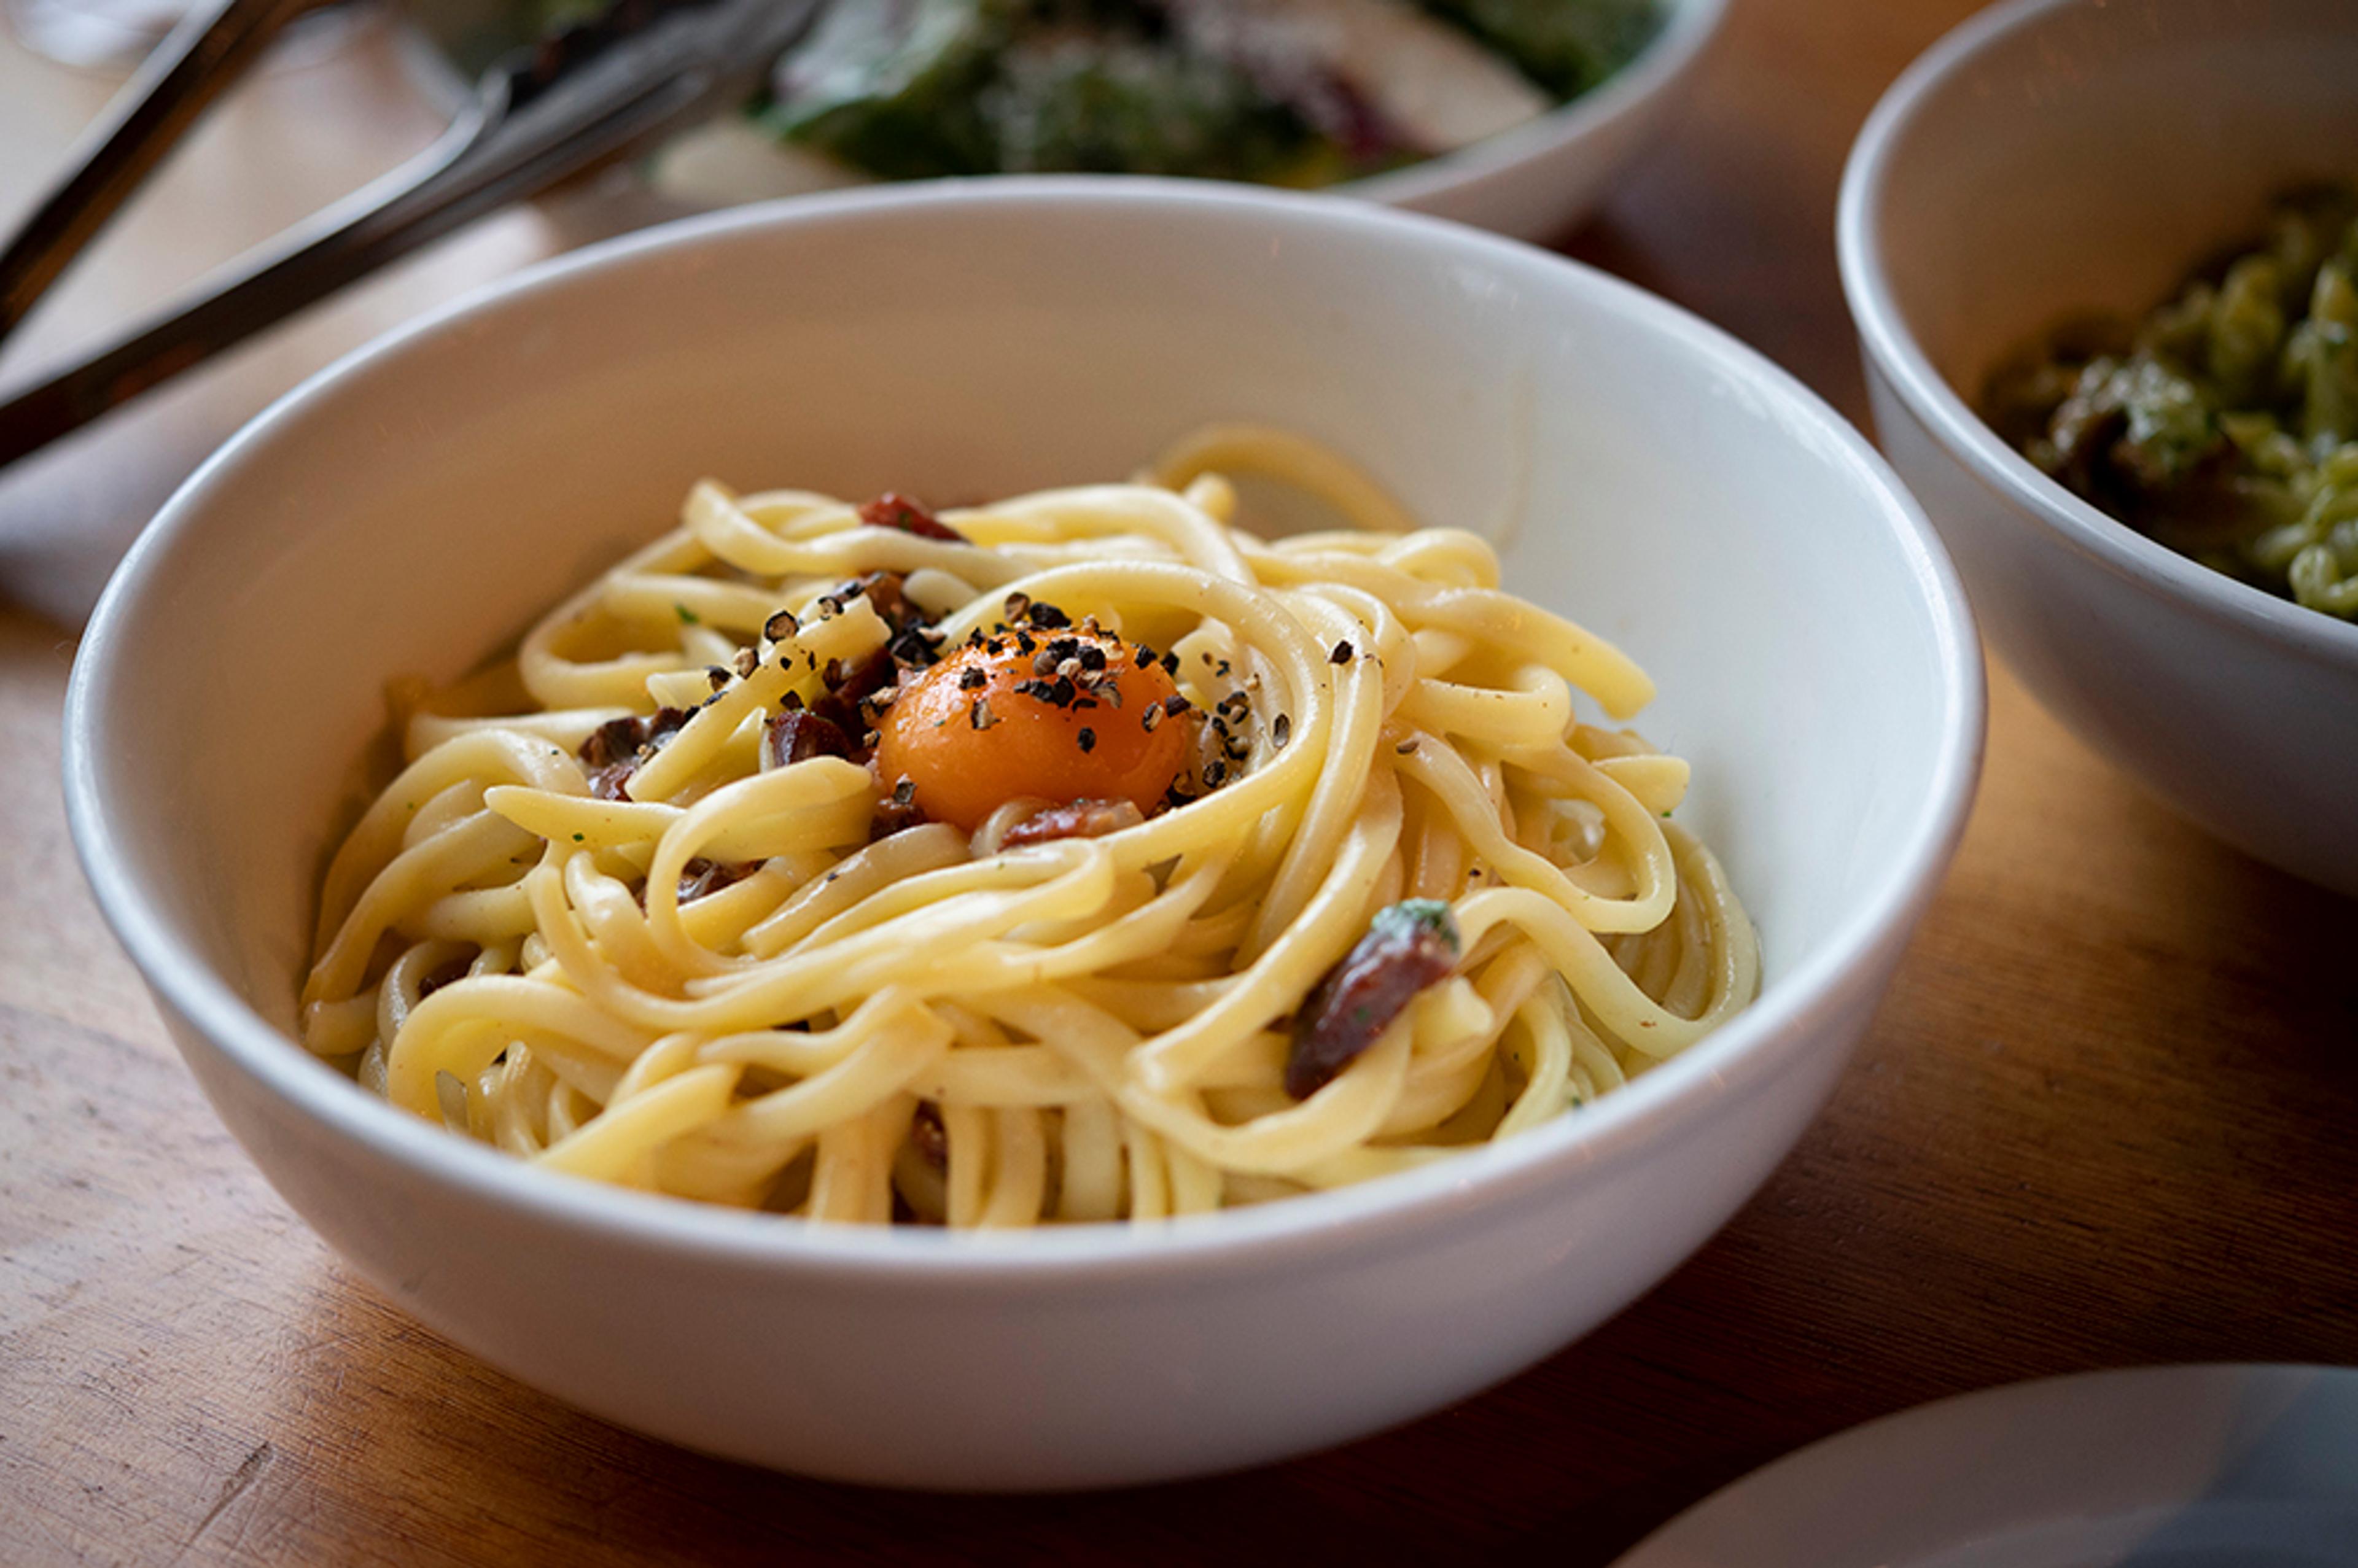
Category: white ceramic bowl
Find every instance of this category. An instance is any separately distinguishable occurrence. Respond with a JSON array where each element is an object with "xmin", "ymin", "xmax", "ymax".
[
  {"xmin": 65, "ymin": 180, "xmax": 1979, "ymax": 1489},
  {"xmin": 442, "ymin": 0, "xmax": 1727, "ymax": 244},
  {"xmin": 1839, "ymin": 0, "xmax": 2358, "ymax": 896}
]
